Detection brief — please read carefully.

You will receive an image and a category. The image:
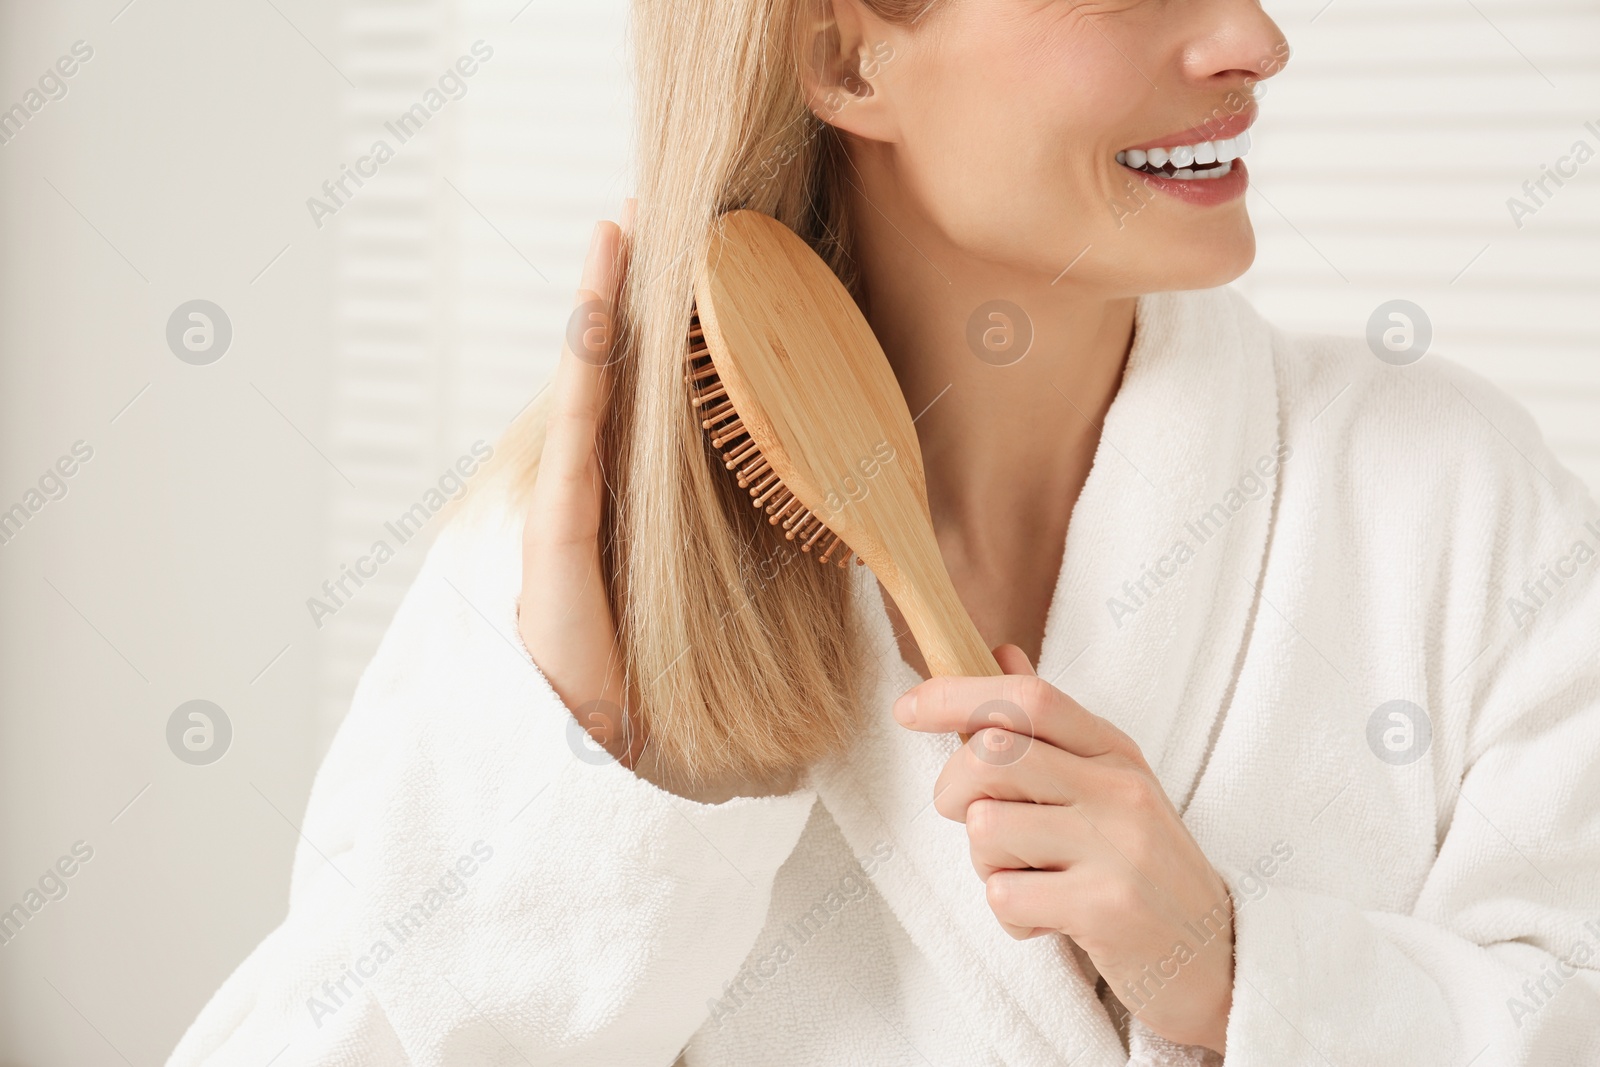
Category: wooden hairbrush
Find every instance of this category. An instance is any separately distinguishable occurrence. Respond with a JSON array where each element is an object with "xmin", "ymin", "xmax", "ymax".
[{"xmin": 687, "ymin": 210, "xmax": 1001, "ymax": 681}]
